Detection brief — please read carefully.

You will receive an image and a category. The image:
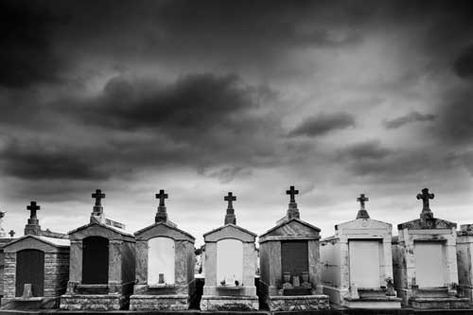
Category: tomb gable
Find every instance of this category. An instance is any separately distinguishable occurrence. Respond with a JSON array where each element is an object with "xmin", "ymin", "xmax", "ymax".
[
  {"xmin": 203, "ymin": 224, "xmax": 256, "ymax": 243},
  {"xmin": 68, "ymin": 222, "xmax": 134, "ymax": 241},
  {"xmin": 134, "ymin": 221, "xmax": 195, "ymax": 242},
  {"xmin": 4, "ymin": 235, "xmax": 69, "ymax": 253},
  {"xmin": 336, "ymin": 218, "xmax": 392, "ymax": 233},
  {"xmin": 259, "ymin": 218, "xmax": 320, "ymax": 243},
  {"xmin": 397, "ymin": 217, "xmax": 456, "ymax": 230}
]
